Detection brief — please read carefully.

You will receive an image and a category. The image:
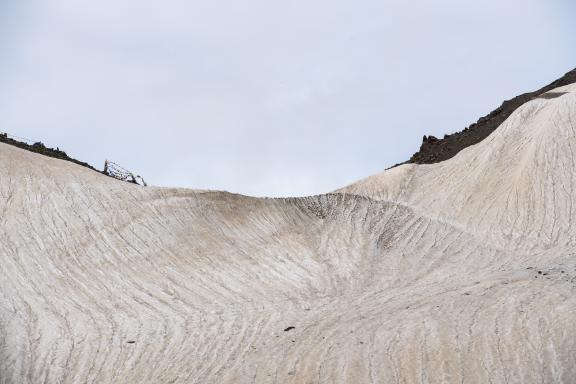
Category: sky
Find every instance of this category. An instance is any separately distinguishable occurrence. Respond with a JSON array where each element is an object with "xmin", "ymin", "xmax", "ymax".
[{"xmin": 0, "ymin": 0, "xmax": 575, "ymax": 197}]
